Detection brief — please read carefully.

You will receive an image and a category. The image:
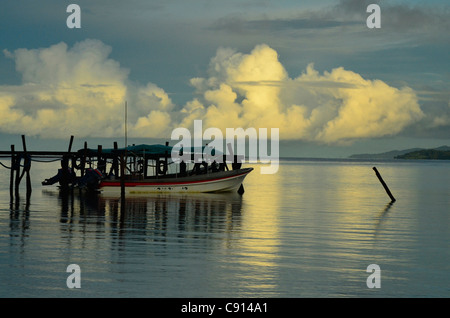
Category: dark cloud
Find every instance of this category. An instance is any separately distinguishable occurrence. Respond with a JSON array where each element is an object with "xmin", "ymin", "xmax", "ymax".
[
  {"xmin": 212, "ymin": 14, "xmax": 359, "ymax": 34},
  {"xmin": 336, "ymin": 0, "xmax": 450, "ymax": 31},
  {"xmin": 212, "ymin": 0, "xmax": 449, "ymax": 36}
]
